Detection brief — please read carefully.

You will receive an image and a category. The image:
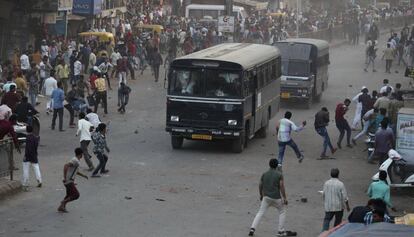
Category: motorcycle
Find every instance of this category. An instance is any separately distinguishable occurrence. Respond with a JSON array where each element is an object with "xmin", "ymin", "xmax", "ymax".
[
  {"xmin": 372, "ymin": 149, "xmax": 414, "ymax": 188},
  {"xmin": 364, "ymin": 132, "xmax": 376, "ymax": 158},
  {"xmin": 13, "ymin": 115, "xmax": 40, "ymax": 144}
]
